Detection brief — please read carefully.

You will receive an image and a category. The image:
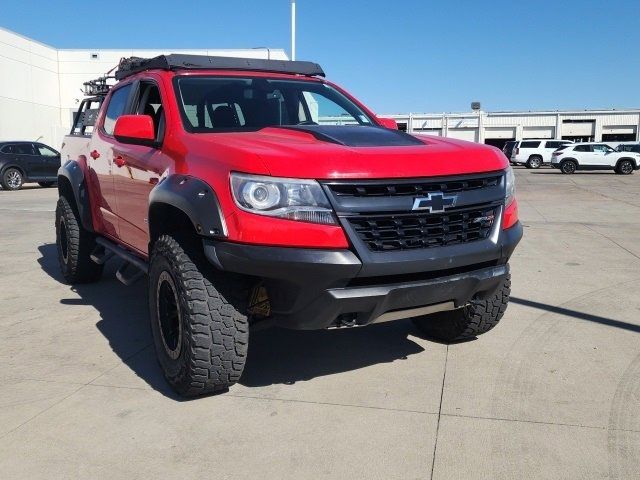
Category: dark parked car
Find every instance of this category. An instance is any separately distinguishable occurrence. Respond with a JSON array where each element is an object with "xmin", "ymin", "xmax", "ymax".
[{"xmin": 0, "ymin": 141, "xmax": 61, "ymax": 190}]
